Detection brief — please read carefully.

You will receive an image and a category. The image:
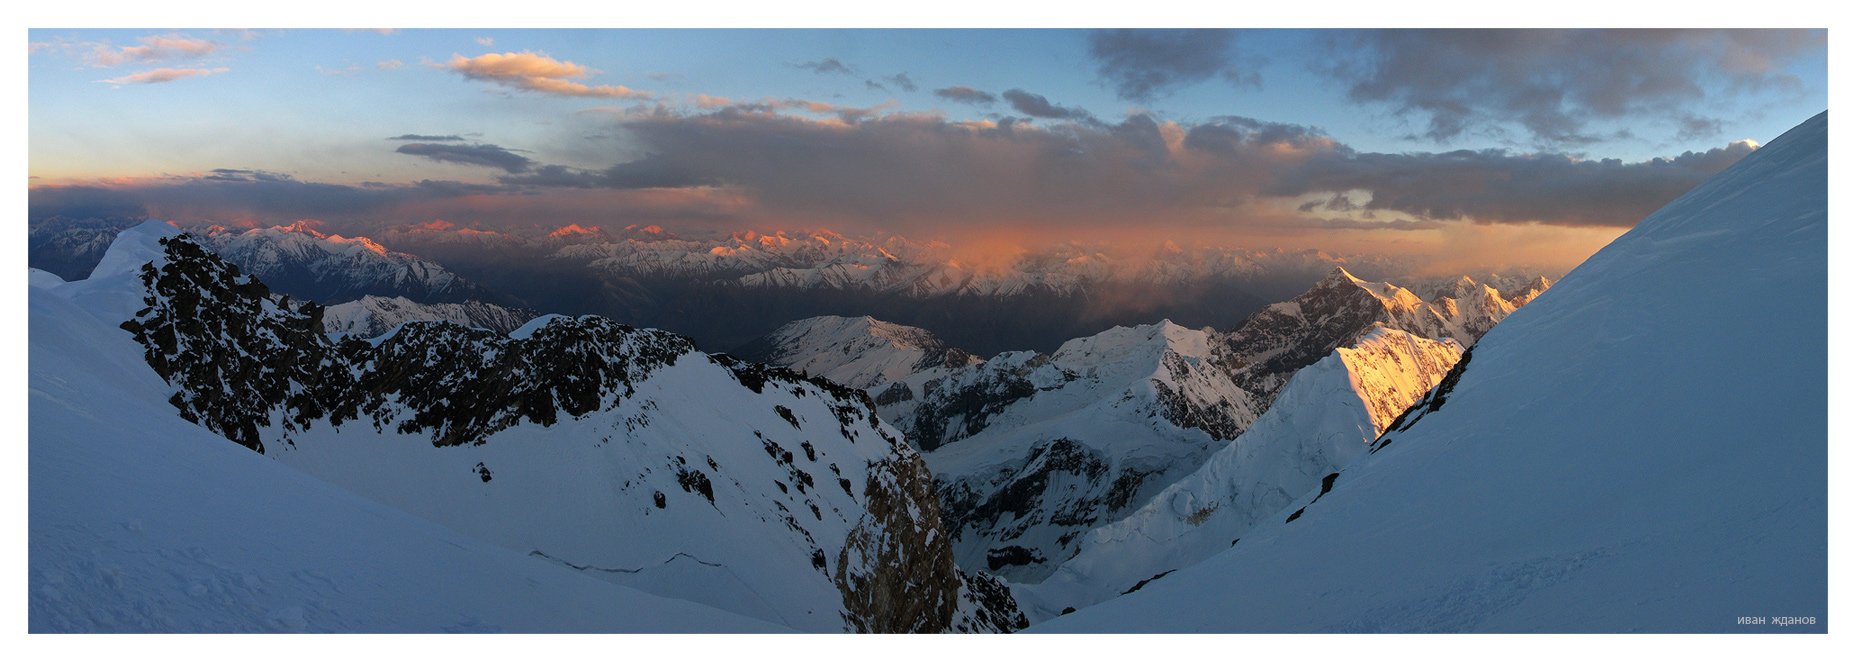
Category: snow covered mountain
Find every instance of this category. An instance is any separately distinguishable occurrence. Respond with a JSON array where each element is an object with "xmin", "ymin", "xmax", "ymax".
[
  {"xmin": 321, "ymin": 295, "xmax": 536, "ymax": 338},
  {"xmin": 1021, "ymin": 325, "xmax": 1462, "ymax": 617},
  {"xmin": 199, "ymin": 222, "xmax": 491, "ymax": 304},
  {"xmin": 734, "ymin": 315, "xmax": 981, "ymax": 390},
  {"xmin": 29, "ymin": 279, "xmax": 782, "ymax": 632},
  {"xmin": 1040, "ymin": 112, "xmax": 1828, "ymax": 633},
  {"xmin": 917, "ymin": 321, "xmax": 1263, "ymax": 583},
  {"xmin": 752, "ymin": 267, "xmax": 1542, "ymax": 600},
  {"xmin": 33, "ymin": 222, "xmax": 1024, "ymax": 633},
  {"xmin": 1218, "ymin": 266, "xmax": 1528, "ymax": 402}
]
